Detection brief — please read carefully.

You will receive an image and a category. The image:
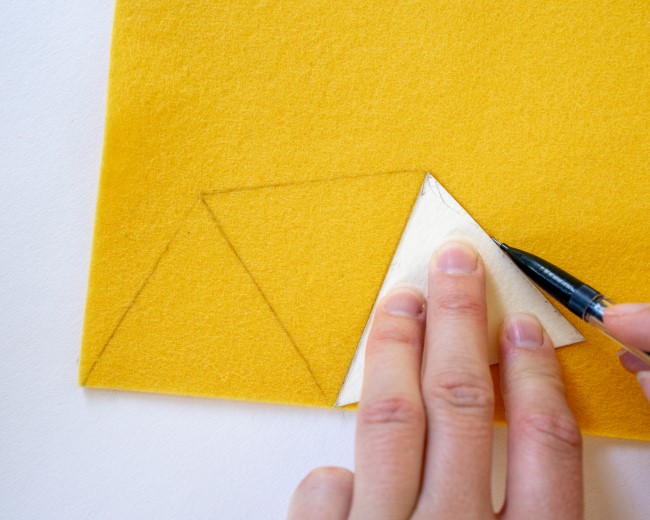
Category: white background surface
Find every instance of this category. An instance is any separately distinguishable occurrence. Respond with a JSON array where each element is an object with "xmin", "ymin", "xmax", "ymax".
[{"xmin": 0, "ymin": 2, "xmax": 648, "ymax": 518}]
